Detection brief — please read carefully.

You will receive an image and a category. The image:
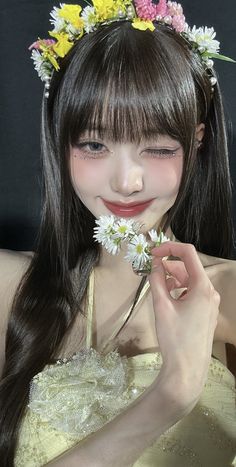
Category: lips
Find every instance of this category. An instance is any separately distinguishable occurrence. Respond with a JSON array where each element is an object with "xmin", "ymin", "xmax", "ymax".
[{"xmin": 102, "ymin": 199, "xmax": 154, "ymax": 217}]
